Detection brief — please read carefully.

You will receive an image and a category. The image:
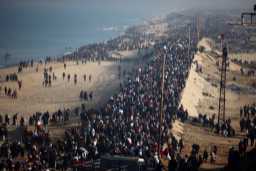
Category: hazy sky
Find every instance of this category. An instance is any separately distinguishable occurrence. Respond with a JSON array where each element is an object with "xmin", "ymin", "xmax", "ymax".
[
  {"xmin": 0, "ymin": 0, "xmax": 254, "ymax": 61},
  {"xmin": 0, "ymin": 0, "xmax": 254, "ymax": 11}
]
